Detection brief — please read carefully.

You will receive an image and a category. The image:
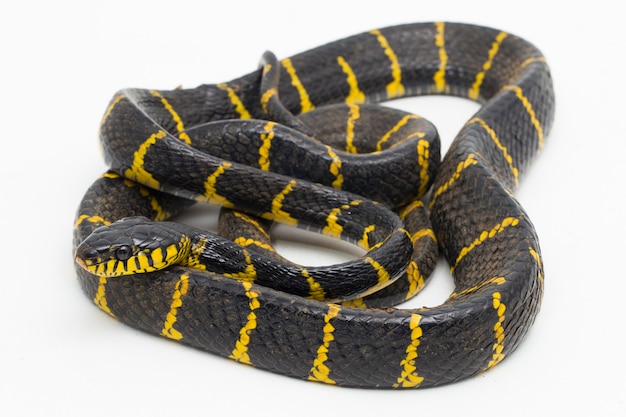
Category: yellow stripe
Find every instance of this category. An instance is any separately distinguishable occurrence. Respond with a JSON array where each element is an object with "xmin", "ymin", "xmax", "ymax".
[
  {"xmin": 336, "ymin": 56, "xmax": 366, "ymax": 104},
  {"xmin": 430, "ymin": 153, "xmax": 479, "ymax": 208},
  {"xmin": 404, "ymin": 261, "xmax": 426, "ymax": 300},
  {"xmin": 301, "ymin": 268, "xmax": 326, "ymax": 301},
  {"xmin": 322, "ymin": 200, "xmax": 363, "ymax": 240},
  {"xmin": 364, "ymin": 256, "xmax": 390, "ymax": 286},
  {"xmin": 229, "ymin": 281, "xmax": 260, "ymax": 365},
  {"xmin": 486, "ymin": 292, "xmax": 507, "ymax": 369},
  {"xmin": 260, "ymin": 86, "xmax": 278, "ymax": 116},
  {"xmin": 450, "ymin": 276, "xmax": 506, "ymax": 298},
  {"xmin": 416, "ymin": 139, "xmax": 431, "ymax": 196},
  {"xmin": 341, "ymin": 298, "xmax": 367, "ymax": 309},
  {"xmin": 469, "ymin": 117, "xmax": 519, "ymax": 186},
  {"xmin": 217, "ymin": 83, "xmax": 252, "ymax": 119},
  {"xmin": 161, "ymin": 273, "xmax": 190, "ymax": 340},
  {"xmin": 370, "ymin": 29, "xmax": 405, "ymax": 98},
  {"xmin": 202, "ymin": 162, "xmax": 234, "ymax": 207},
  {"xmin": 118, "ymin": 179, "xmax": 170, "ymax": 221},
  {"xmin": 223, "ymin": 249, "xmax": 257, "ymax": 281},
  {"xmin": 149, "ymin": 90, "xmax": 192, "ymax": 144},
  {"xmin": 268, "ymin": 179, "xmax": 298, "ymax": 226},
  {"xmin": 528, "ymin": 246, "xmax": 545, "ymax": 297},
  {"xmin": 469, "ymin": 32, "xmax": 508, "ymax": 100},
  {"xmin": 433, "ymin": 22, "xmax": 448, "ymax": 93},
  {"xmin": 520, "ymin": 56, "xmax": 547, "ymax": 70},
  {"xmin": 73, "ymin": 214, "xmax": 111, "ymax": 229},
  {"xmin": 258, "ymin": 121, "xmax": 276, "ymax": 171},
  {"xmin": 233, "ymin": 237, "xmax": 276, "ymax": 254},
  {"xmin": 453, "ymin": 217, "xmax": 520, "ymax": 272},
  {"xmin": 410, "ymin": 228, "xmax": 436, "ymax": 245},
  {"xmin": 100, "ymin": 94, "xmax": 125, "ymax": 127},
  {"xmin": 308, "ymin": 304, "xmax": 341, "ymax": 384},
  {"xmin": 393, "ymin": 313, "xmax": 424, "ymax": 388},
  {"xmin": 325, "ymin": 145, "xmax": 344, "ymax": 189},
  {"xmin": 345, "ymin": 103, "xmax": 360, "ymax": 154},
  {"xmin": 93, "ymin": 276, "xmax": 115, "ymax": 317},
  {"xmin": 398, "ymin": 199, "xmax": 424, "ymax": 220},
  {"xmin": 503, "ymin": 85, "xmax": 545, "ymax": 148},
  {"xmin": 359, "ymin": 225, "xmax": 376, "ymax": 250},
  {"xmin": 281, "ymin": 58, "xmax": 315, "ymax": 113},
  {"xmin": 376, "ymin": 114, "xmax": 419, "ymax": 151},
  {"xmin": 232, "ymin": 212, "xmax": 271, "ymax": 240},
  {"xmin": 124, "ymin": 130, "xmax": 167, "ymax": 189}
]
